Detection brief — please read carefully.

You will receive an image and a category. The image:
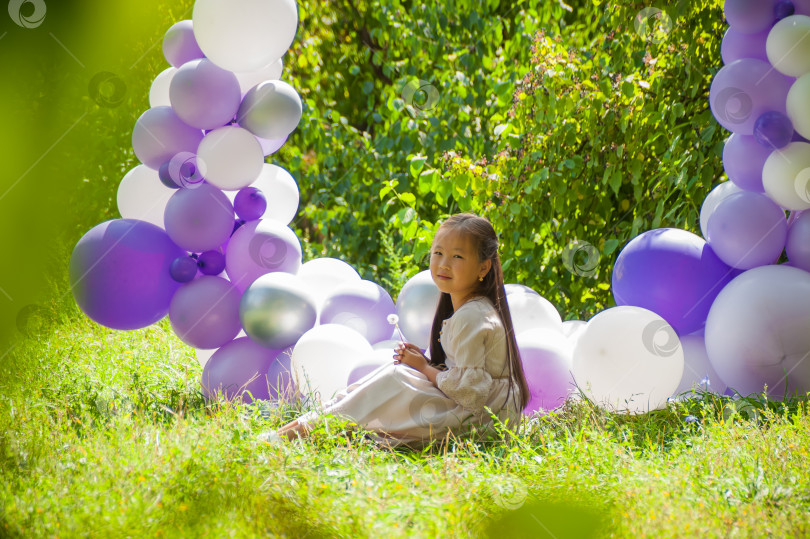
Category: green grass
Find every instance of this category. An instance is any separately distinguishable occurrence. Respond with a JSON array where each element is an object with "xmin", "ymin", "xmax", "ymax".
[{"xmin": 2, "ymin": 275, "xmax": 810, "ymax": 538}]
